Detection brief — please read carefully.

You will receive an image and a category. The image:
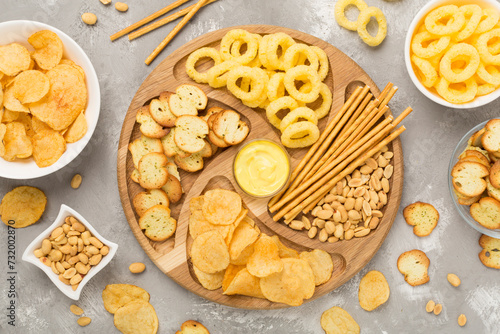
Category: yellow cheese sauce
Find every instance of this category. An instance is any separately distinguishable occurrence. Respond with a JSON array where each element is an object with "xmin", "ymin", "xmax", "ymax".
[{"xmin": 234, "ymin": 139, "xmax": 290, "ymax": 197}]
